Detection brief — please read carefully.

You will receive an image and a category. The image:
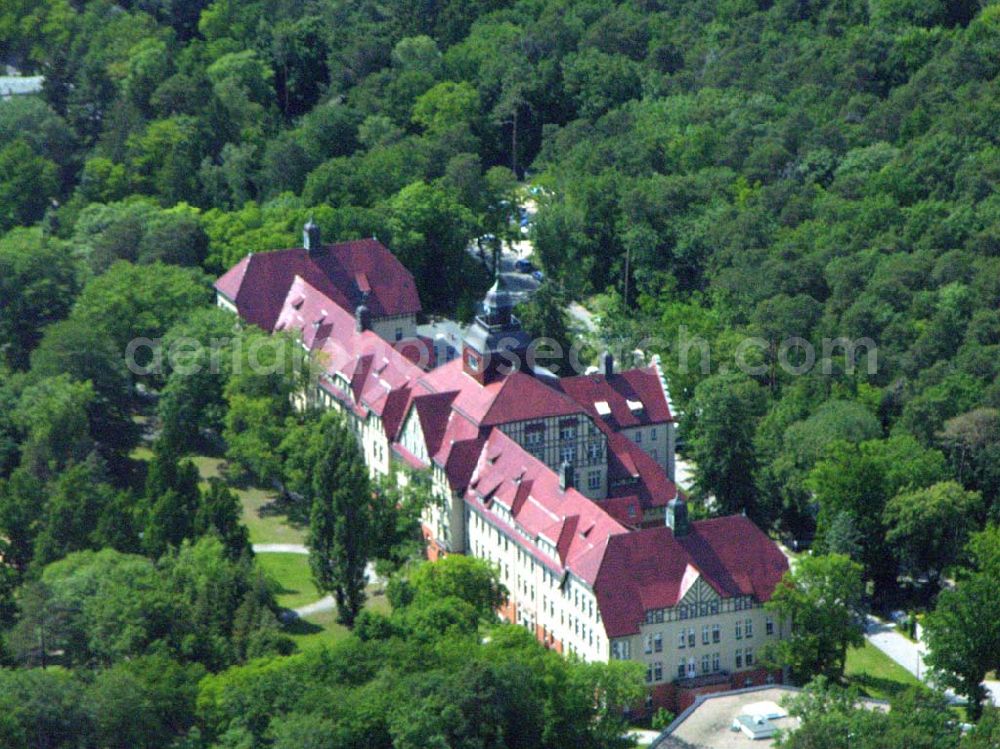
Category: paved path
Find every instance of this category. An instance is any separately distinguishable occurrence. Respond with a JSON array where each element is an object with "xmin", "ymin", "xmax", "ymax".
[
  {"xmin": 253, "ymin": 543, "xmax": 308, "ymax": 554},
  {"xmin": 864, "ymin": 615, "xmax": 927, "ymax": 679},
  {"xmin": 864, "ymin": 614, "xmax": 1000, "ymax": 706},
  {"xmin": 294, "ymin": 595, "xmax": 336, "ymax": 617},
  {"xmin": 253, "ymin": 543, "xmax": 380, "ymax": 619}
]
